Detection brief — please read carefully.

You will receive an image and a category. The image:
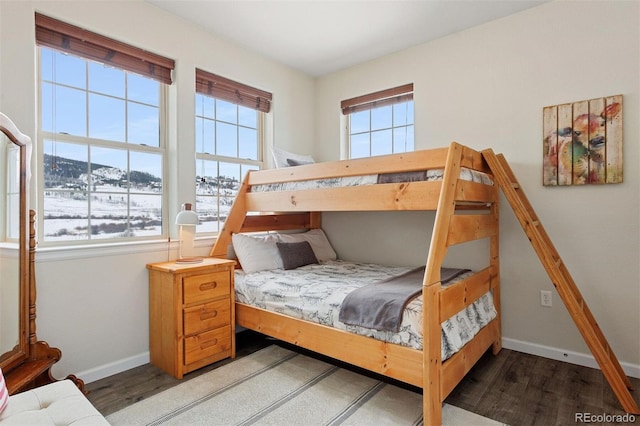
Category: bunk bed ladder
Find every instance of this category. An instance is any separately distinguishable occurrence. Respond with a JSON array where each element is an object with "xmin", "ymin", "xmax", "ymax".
[{"xmin": 482, "ymin": 149, "xmax": 640, "ymax": 415}]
